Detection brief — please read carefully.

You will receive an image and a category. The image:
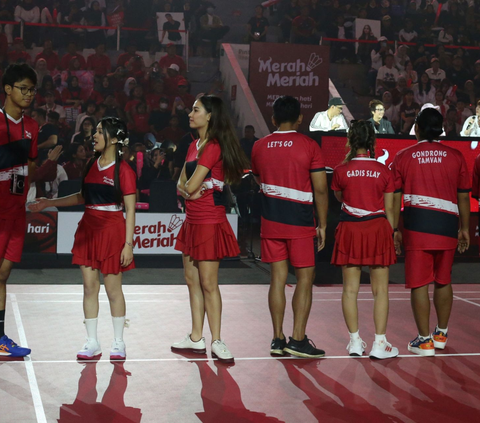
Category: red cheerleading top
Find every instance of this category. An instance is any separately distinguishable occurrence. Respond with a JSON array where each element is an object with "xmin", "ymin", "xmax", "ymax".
[
  {"xmin": 251, "ymin": 130, "xmax": 326, "ymax": 239},
  {"xmin": 331, "ymin": 157, "xmax": 394, "ymax": 222},
  {"xmin": 184, "ymin": 139, "xmax": 227, "ymax": 224},
  {"xmin": 392, "ymin": 140, "xmax": 471, "ymax": 250},
  {"xmin": 0, "ymin": 110, "xmax": 38, "ymax": 220},
  {"xmin": 472, "ymin": 154, "xmax": 480, "ymax": 200},
  {"xmin": 83, "ymin": 158, "xmax": 137, "ymax": 212}
]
